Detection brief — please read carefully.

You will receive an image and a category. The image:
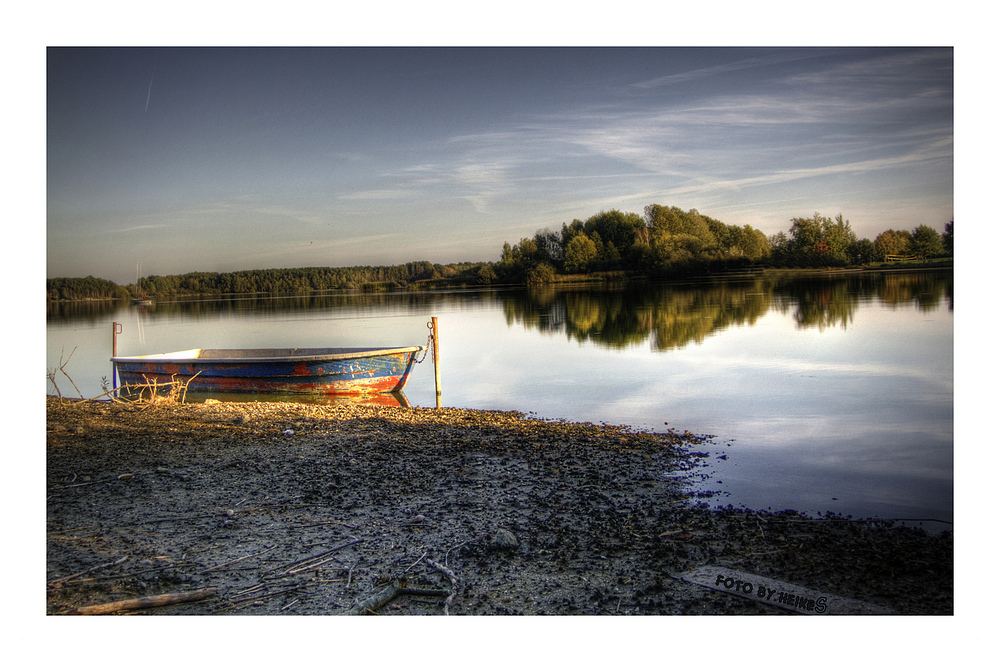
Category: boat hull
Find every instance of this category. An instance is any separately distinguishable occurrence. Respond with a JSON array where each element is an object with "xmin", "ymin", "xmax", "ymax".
[{"xmin": 111, "ymin": 346, "xmax": 423, "ymax": 396}]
